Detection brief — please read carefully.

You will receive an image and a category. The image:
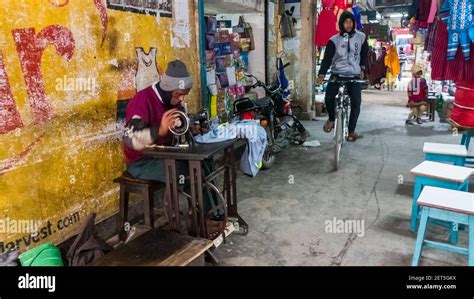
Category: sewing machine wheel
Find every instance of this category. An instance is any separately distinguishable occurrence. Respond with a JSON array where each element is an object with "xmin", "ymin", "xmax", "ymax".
[
  {"xmin": 204, "ymin": 181, "xmax": 228, "ymax": 240},
  {"xmin": 169, "ymin": 111, "xmax": 190, "ymax": 136}
]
